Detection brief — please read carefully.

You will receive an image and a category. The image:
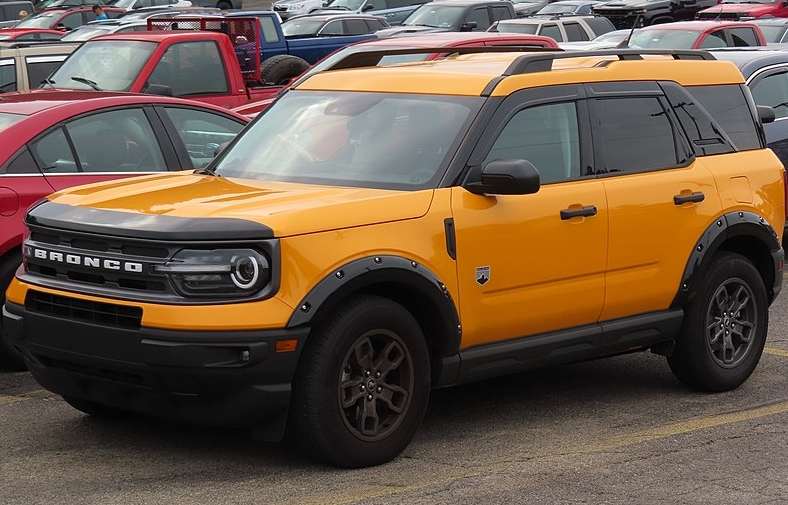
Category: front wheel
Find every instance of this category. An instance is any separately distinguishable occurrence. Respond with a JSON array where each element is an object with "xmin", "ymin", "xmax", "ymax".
[
  {"xmin": 668, "ymin": 252, "xmax": 768, "ymax": 392},
  {"xmin": 0, "ymin": 251, "xmax": 26, "ymax": 371},
  {"xmin": 292, "ymin": 295, "xmax": 430, "ymax": 468}
]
